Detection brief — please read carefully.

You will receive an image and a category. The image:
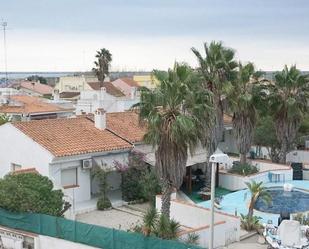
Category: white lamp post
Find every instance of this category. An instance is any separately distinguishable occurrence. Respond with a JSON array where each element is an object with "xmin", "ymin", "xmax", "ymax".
[{"xmin": 208, "ymin": 153, "xmax": 223, "ymax": 249}]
